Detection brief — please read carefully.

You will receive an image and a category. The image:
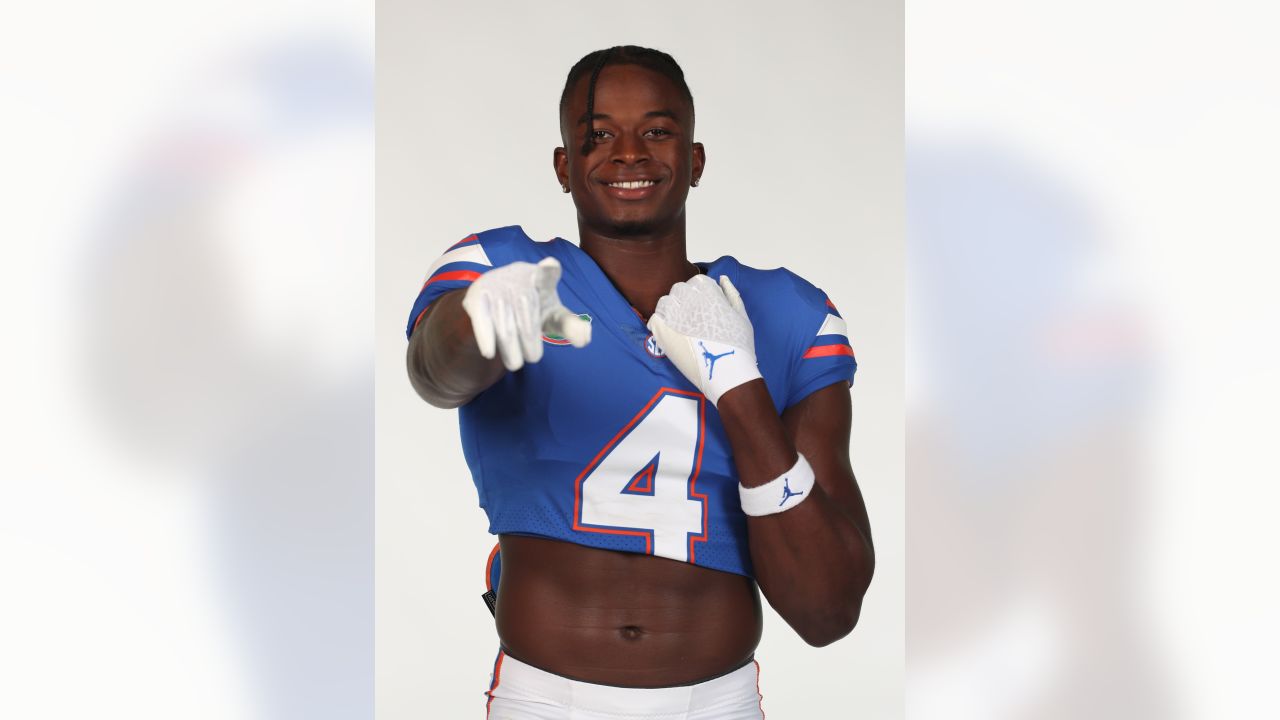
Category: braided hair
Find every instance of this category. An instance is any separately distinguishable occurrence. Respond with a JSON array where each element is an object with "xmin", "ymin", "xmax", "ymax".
[{"xmin": 559, "ymin": 46, "xmax": 695, "ymax": 156}]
